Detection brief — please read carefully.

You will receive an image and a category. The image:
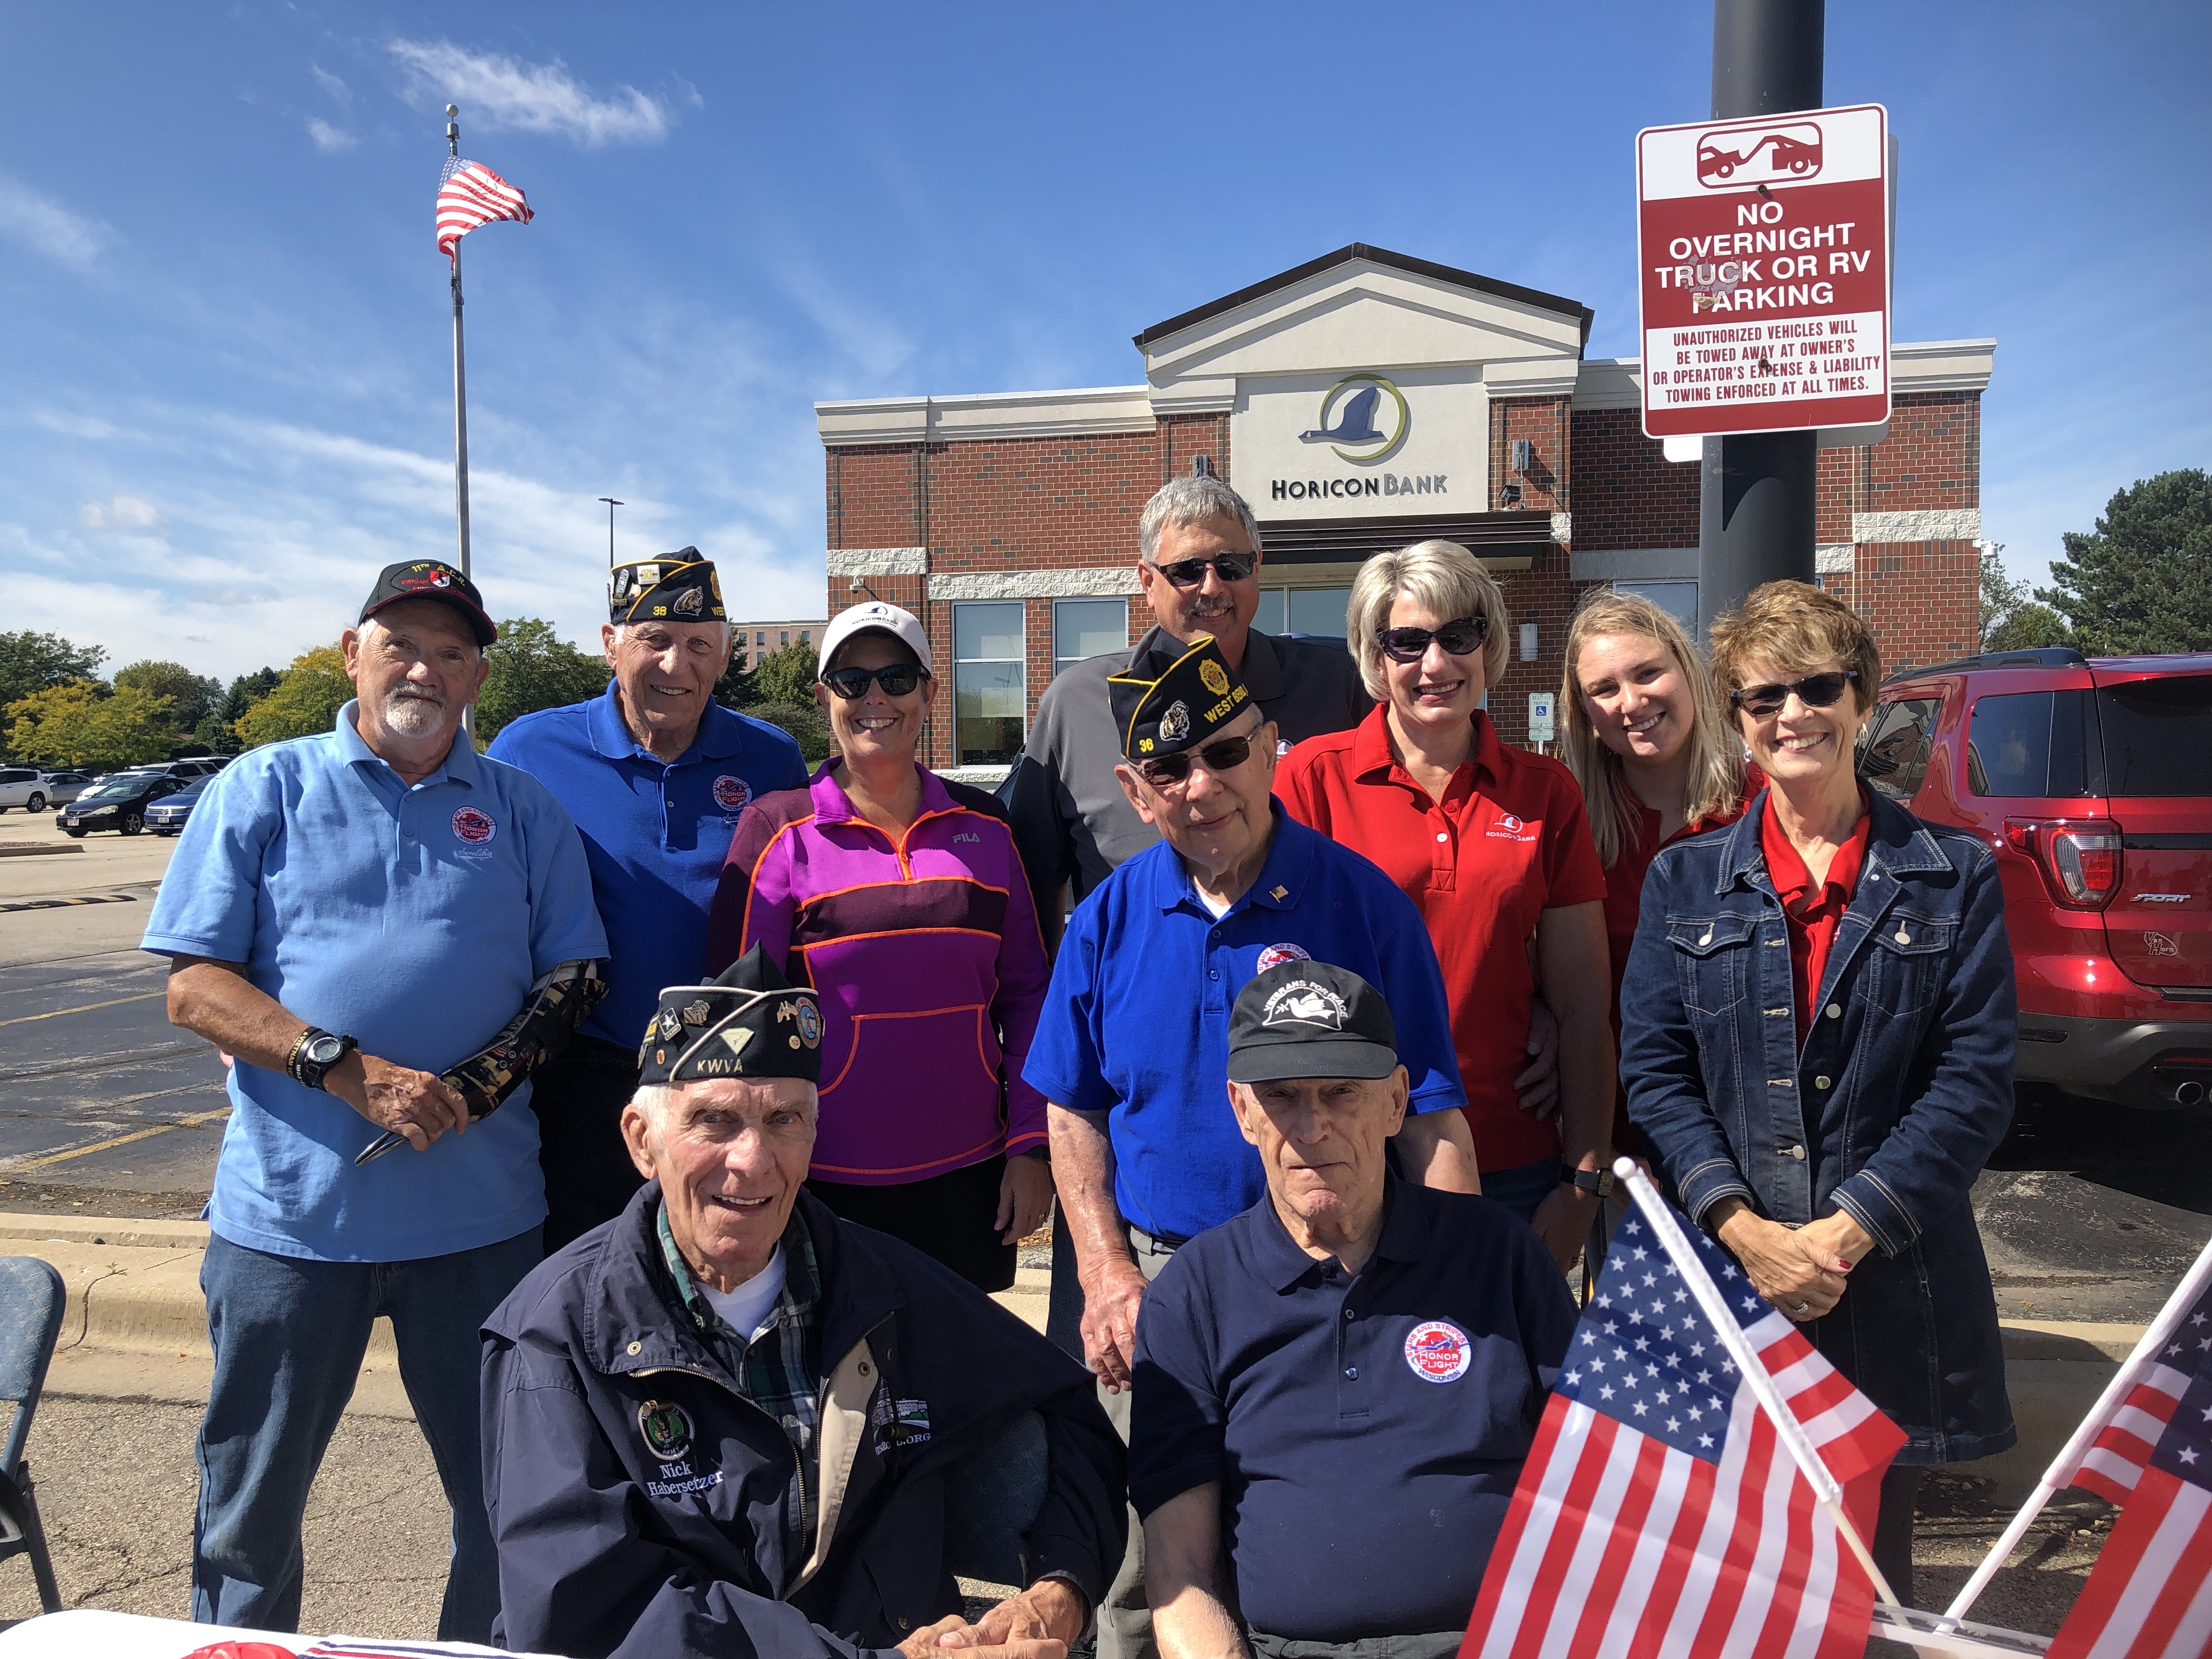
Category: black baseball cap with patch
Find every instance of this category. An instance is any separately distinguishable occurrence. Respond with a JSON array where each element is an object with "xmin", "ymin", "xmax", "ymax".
[
  {"xmin": 1227, "ymin": 960, "xmax": 1400, "ymax": 1084},
  {"xmin": 358, "ymin": 559, "xmax": 497, "ymax": 648},
  {"xmin": 637, "ymin": 944, "xmax": 823, "ymax": 1088},
  {"xmin": 609, "ymin": 548, "xmax": 727, "ymax": 625},
  {"xmin": 1106, "ymin": 634, "xmax": 1252, "ymax": 761}
]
